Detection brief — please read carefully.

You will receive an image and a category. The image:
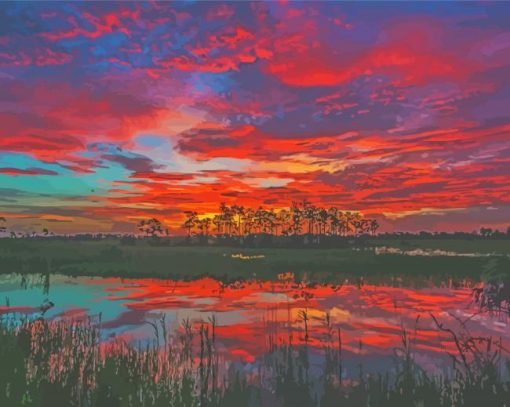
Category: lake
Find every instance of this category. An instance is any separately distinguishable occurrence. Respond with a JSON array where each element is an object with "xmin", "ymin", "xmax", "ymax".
[{"xmin": 1, "ymin": 273, "xmax": 507, "ymax": 378}]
